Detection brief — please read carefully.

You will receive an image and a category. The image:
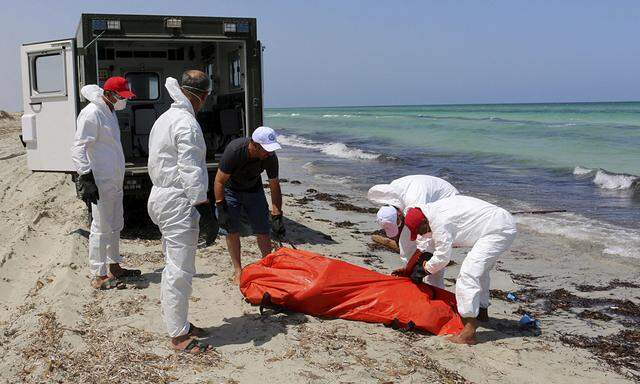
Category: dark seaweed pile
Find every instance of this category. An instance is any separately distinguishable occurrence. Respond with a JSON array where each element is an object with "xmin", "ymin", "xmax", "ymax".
[{"xmin": 491, "ymin": 281, "xmax": 640, "ymax": 378}]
